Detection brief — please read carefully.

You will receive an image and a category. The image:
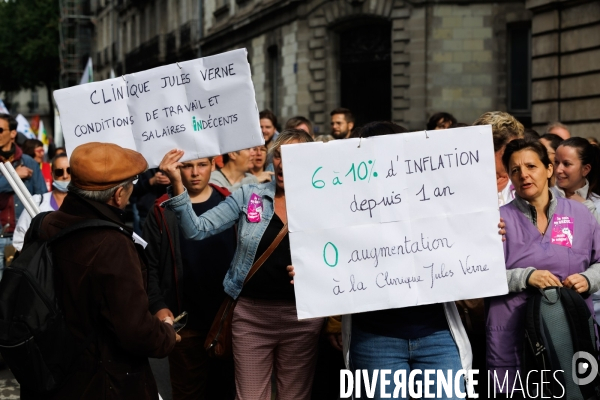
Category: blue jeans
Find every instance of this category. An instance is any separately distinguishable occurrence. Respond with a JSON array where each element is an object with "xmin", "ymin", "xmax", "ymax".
[
  {"xmin": 0, "ymin": 236, "xmax": 13, "ymax": 281},
  {"xmin": 350, "ymin": 326, "xmax": 465, "ymax": 399}
]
